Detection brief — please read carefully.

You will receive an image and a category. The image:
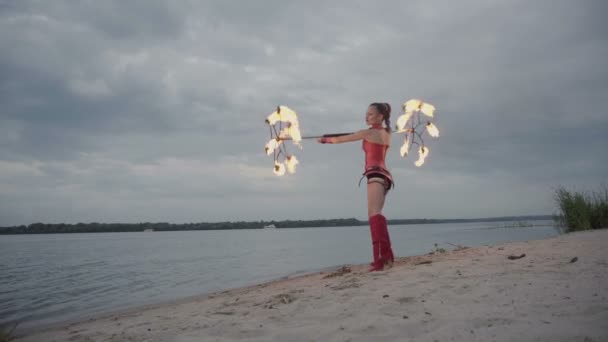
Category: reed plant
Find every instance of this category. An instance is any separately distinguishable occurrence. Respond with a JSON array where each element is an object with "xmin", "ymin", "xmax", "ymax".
[
  {"xmin": 554, "ymin": 185, "xmax": 608, "ymax": 233},
  {"xmin": 0, "ymin": 325, "xmax": 16, "ymax": 342}
]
